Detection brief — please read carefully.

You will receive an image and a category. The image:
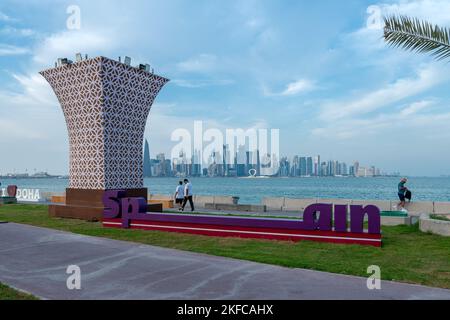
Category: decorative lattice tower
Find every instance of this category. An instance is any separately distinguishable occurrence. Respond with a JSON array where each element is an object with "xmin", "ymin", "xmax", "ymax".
[{"xmin": 40, "ymin": 55, "xmax": 169, "ymax": 220}]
